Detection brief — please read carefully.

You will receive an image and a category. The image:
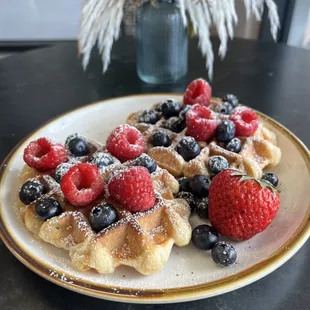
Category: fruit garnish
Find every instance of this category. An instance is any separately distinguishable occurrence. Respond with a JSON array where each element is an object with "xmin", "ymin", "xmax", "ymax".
[
  {"xmin": 184, "ymin": 78, "xmax": 212, "ymax": 106},
  {"xmin": 176, "ymin": 136, "xmax": 201, "ymax": 161}
]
